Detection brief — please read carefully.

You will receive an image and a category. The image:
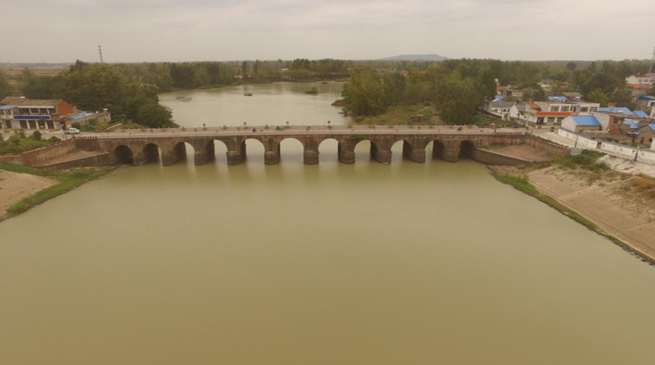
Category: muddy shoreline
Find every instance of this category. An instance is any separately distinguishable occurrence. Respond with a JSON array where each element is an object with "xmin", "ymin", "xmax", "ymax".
[{"xmin": 489, "ymin": 165, "xmax": 655, "ymax": 266}]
